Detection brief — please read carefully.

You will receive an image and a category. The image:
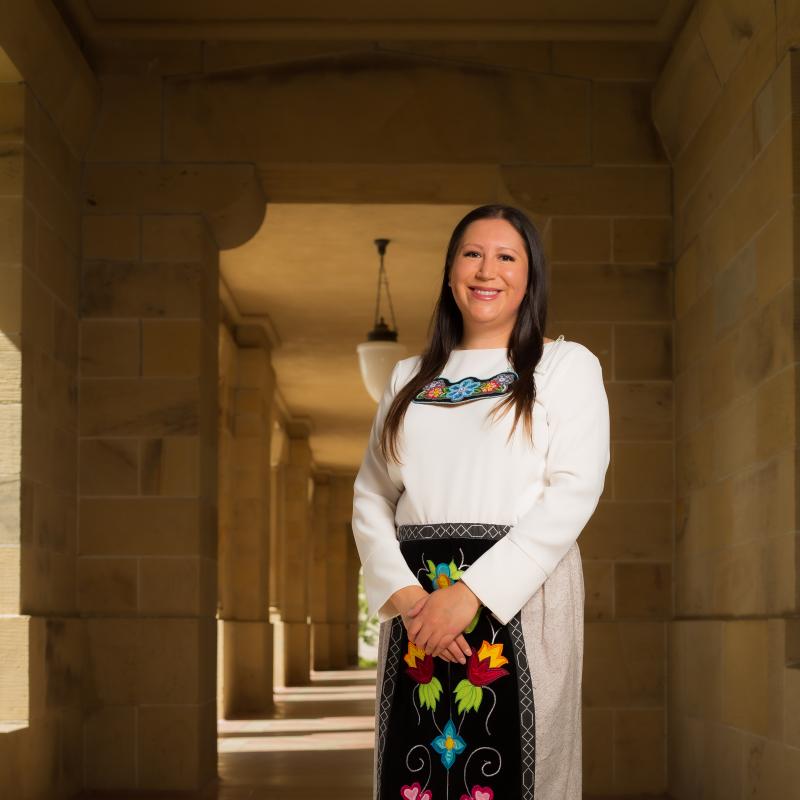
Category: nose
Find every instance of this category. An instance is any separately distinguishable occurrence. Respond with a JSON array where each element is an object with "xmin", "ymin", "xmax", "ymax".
[{"xmin": 475, "ymin": 258, "xmax": 497, "ymax": 279}]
